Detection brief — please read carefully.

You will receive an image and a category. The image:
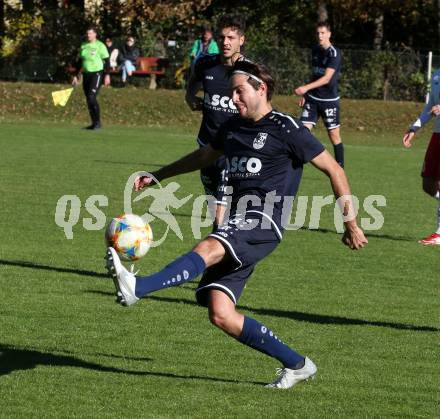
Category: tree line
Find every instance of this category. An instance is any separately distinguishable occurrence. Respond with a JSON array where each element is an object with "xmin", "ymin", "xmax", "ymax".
[
  {"xmin": 1, "ymin": 0, "xmax": 440, "ymax": 56},
  {"xmin": 0, "ymin": 0, "xmax": 438, "ymax": 101}
]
